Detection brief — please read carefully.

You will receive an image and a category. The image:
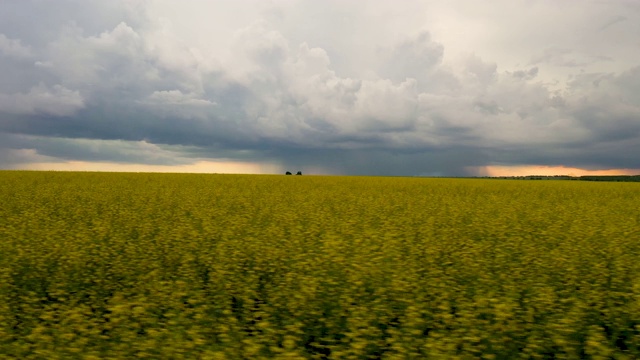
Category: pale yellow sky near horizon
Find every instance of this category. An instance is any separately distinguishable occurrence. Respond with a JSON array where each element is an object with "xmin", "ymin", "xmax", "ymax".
[
  {"xmin": 476, "ymin": 165, "xmax": 640, "ymax": 177},
  {"xmin": 12, "ymin": 160, "xmax": 282, "ymax": 175},
  {"xmin": 8, "ymin": 161, "xmax": 640, "ymax": 177}
]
